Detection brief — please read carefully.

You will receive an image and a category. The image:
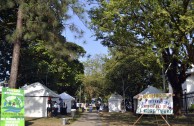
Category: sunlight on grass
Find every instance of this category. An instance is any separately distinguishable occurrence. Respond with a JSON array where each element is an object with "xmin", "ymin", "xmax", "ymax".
[{"xmin": 99, "ymin": 112, "xmax": 194, "ymax": 126}]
